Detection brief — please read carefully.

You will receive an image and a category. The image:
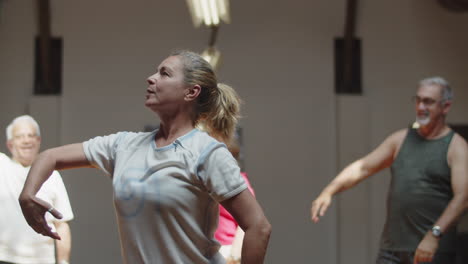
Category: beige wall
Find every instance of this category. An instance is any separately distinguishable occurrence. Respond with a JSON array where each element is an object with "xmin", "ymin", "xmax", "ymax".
[{"xmin": 1, "ymin": 0, "xmax": 467, "ymax": 263}]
